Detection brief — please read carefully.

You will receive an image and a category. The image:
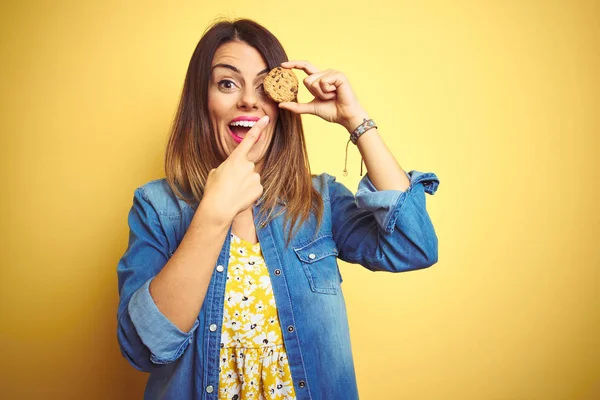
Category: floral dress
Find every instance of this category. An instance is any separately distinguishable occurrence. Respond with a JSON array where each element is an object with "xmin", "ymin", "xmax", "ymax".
[{"xmin": 218, "ymin": 233, "xmax": 297, "ymax": 400}]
